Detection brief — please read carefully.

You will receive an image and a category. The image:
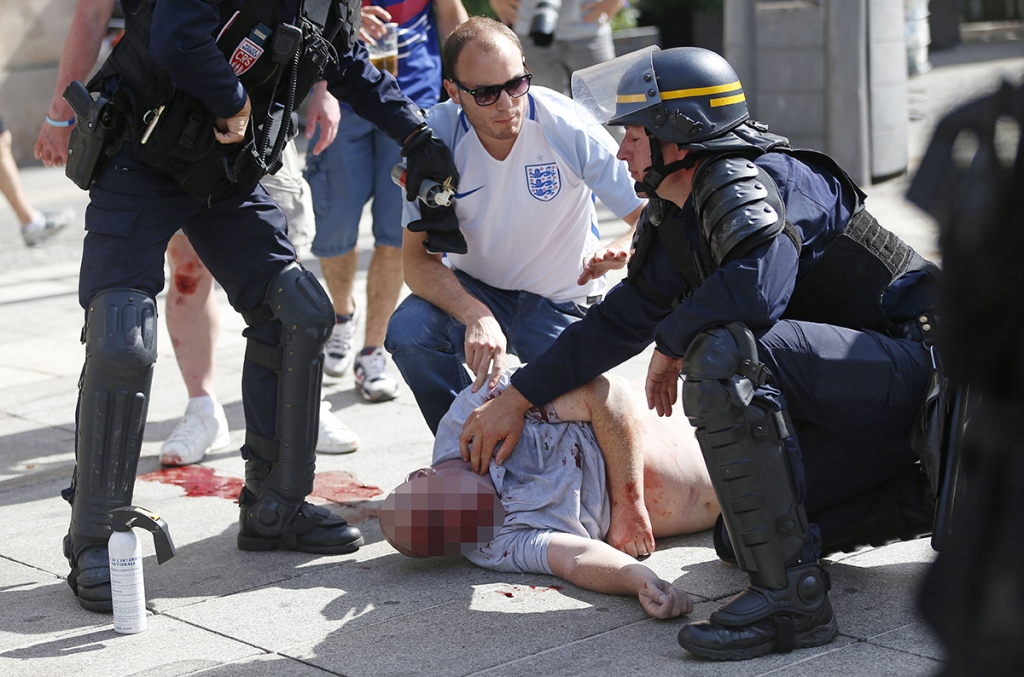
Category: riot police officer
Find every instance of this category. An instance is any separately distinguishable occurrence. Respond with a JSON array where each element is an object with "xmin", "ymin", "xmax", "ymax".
[
  {"xmin": 460, "ymin": 46, "xmax": 939, "ymax": 660},
  {"xmin": 63, "ymin": 0, "xmax": 458, "ymax": 612}
]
